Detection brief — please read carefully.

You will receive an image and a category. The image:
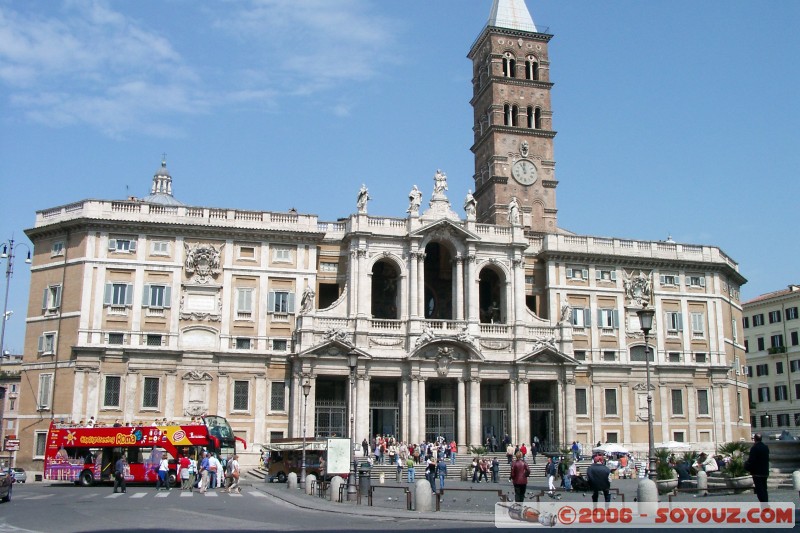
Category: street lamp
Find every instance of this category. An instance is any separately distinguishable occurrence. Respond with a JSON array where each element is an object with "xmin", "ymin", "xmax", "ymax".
[
  {"xmin": 637, "ymin": 305, "xmax": 656, "ymax": 480},
  {"xmin": 299, "ymin": 380, "xmax": 311, "ymax": 489},
  {"xmin": 346, "ymin": 352, "xmax": 358, "ymax": 501}
]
